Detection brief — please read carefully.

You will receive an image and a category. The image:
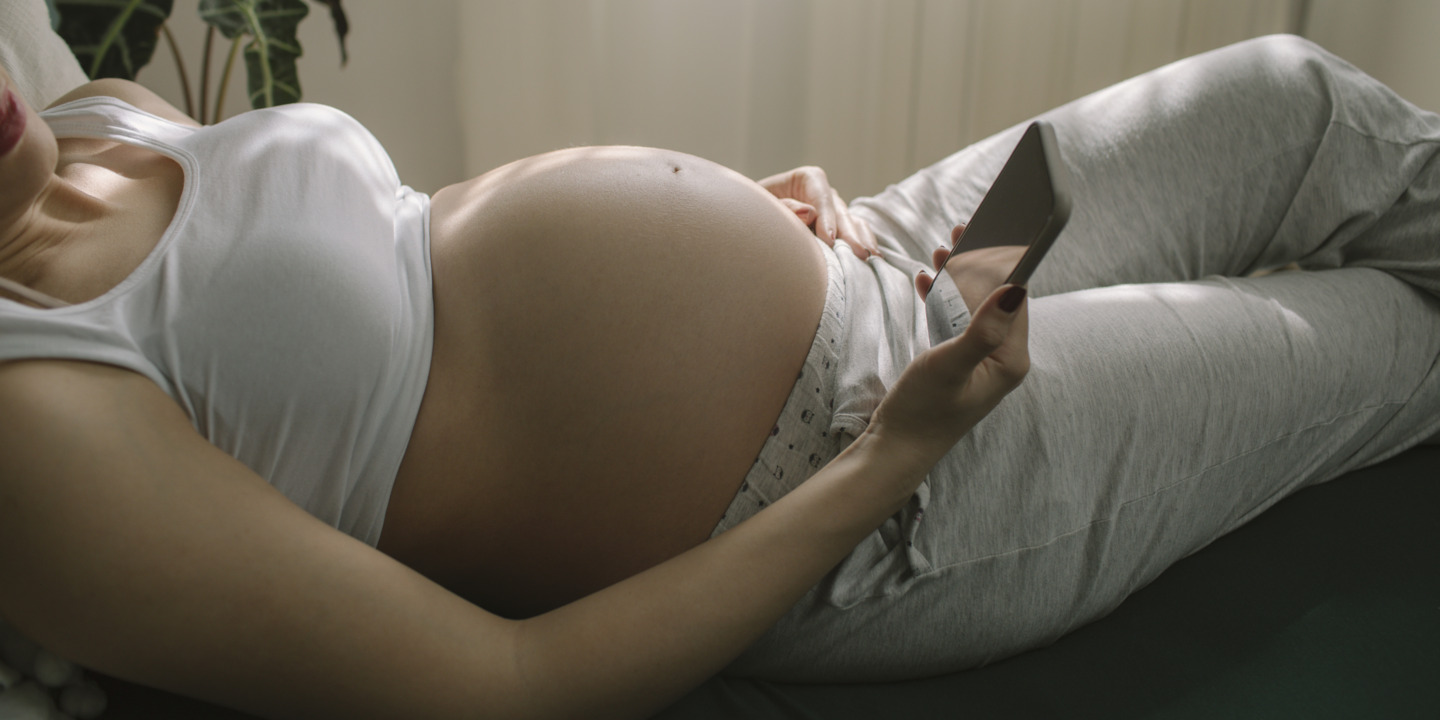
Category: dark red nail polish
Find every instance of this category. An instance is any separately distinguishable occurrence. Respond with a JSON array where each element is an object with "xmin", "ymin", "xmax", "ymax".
[{"xmin": 999, "ymin": 285, "xmax": 1027, "ymax": 313}]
